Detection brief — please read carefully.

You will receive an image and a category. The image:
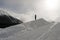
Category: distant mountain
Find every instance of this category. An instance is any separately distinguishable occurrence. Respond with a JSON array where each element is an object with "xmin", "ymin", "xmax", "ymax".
[
  {"xmin": 23, "ymin": 18, "xmax": 54, "ymax": 29},
  {"xmin": 0, "ymin": 9, "xmax": 23, "ymax": 28}
]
